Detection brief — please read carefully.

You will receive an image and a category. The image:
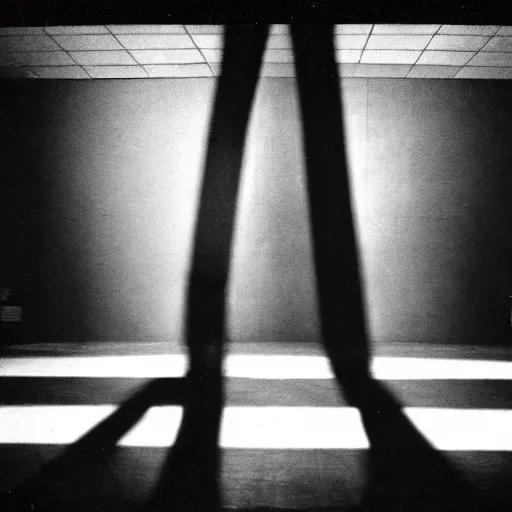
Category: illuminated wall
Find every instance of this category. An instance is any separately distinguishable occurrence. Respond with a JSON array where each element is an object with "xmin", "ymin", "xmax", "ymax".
[{"xmin": 1, "ymin": 77, "xmax": 511, "ymax": 345}]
